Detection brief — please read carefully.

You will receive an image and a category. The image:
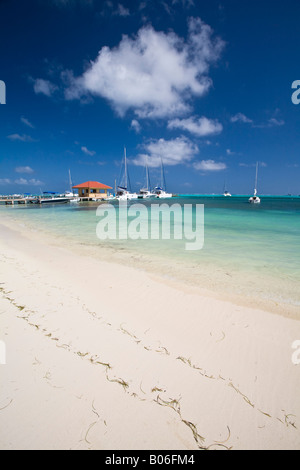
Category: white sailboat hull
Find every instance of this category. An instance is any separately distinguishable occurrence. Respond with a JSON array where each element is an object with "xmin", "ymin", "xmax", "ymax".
[{"xmin": 249, "ymin": 196, "xmax": 261, "ymax": 204}]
